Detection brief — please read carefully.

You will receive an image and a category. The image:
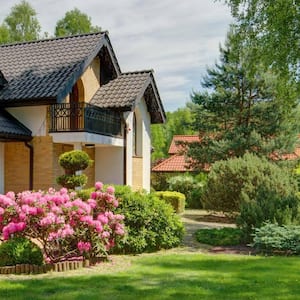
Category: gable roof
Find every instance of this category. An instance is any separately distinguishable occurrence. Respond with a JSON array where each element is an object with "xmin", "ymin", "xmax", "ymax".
[
  {"xmin": 0, "ymin": 32, "xmax": 120, "ymax": 107},
  {"xmin": 168, "ymin": 135, "xmax": 200, "ymax": 154},
  {"xmin": 0, "ymin": 109, "xmax": 32, "ymax": 141},
  {"xmin": 90, "ymin": 70, "xmax": 166, "ymax": 123}
]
